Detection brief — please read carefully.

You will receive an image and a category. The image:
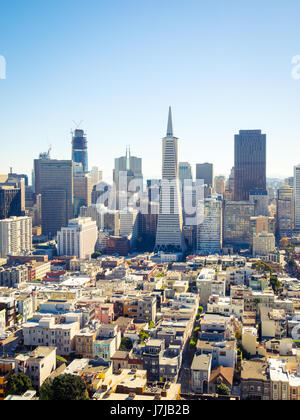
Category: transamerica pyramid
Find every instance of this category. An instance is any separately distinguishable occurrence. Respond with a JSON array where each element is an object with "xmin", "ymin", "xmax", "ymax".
[{"xmin": 154, "ymin": 107, "xmax": 185, "ymax": 253}]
